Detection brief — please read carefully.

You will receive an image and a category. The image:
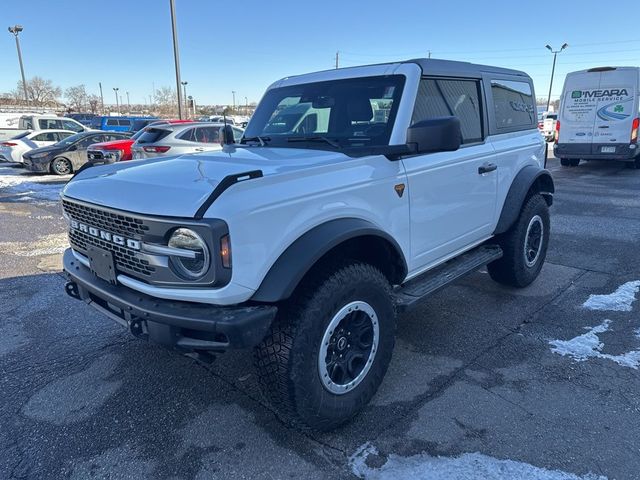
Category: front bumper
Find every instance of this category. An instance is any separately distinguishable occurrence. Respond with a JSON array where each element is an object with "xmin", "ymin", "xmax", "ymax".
[
  {"xmin": 23, "ymin": 157, "xmax": 51, "ymax": 172},
  {"xmin": 63, "ymin": 249, "xmax": 277, "ymax": 352}
]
